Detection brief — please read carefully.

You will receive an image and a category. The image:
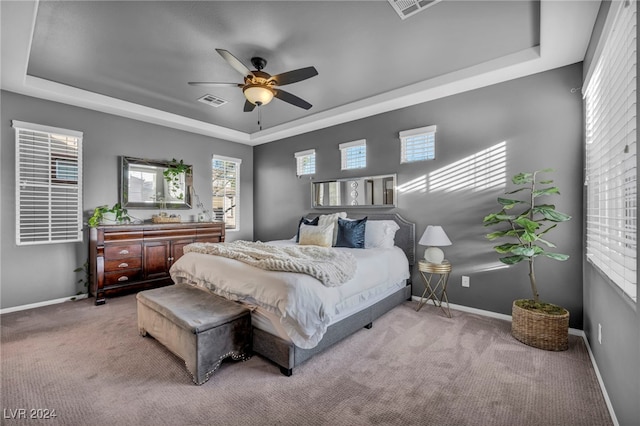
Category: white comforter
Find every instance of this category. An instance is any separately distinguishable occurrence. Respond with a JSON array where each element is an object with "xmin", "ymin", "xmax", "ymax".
[{"xmin": 169, "ymin": 240, "xmax": 409, "ymax": 349}]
